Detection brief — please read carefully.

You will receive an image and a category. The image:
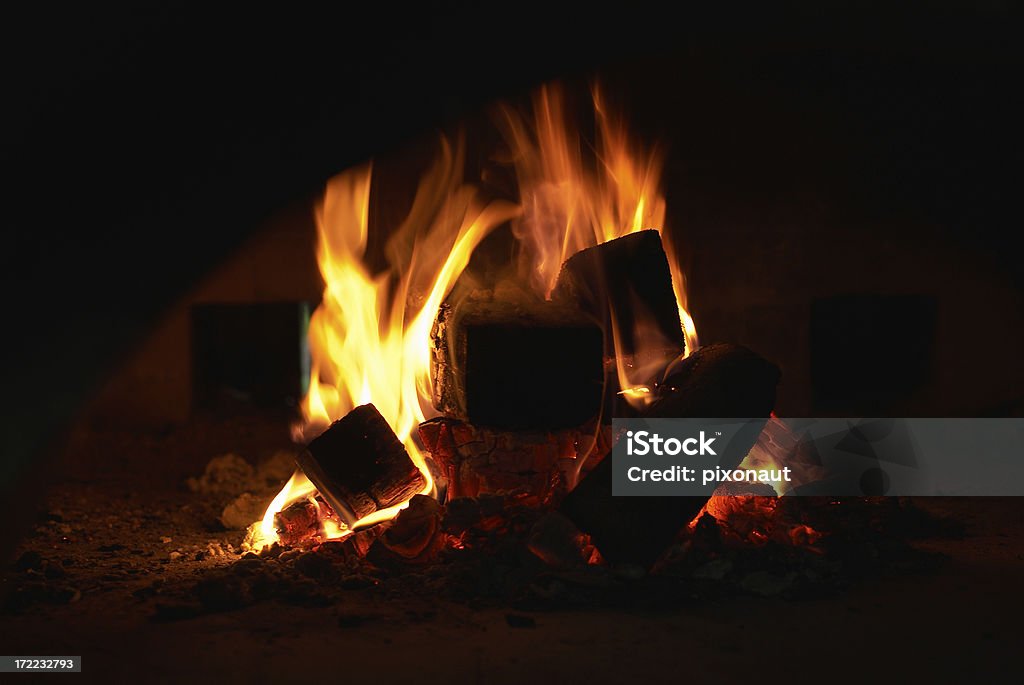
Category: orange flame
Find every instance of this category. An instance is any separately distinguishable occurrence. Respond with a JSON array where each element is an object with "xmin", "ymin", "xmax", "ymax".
[{"xmin": 498, "ymin": 85, "xmax": 698, "ymax": 406}]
